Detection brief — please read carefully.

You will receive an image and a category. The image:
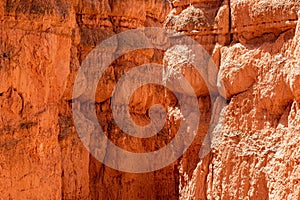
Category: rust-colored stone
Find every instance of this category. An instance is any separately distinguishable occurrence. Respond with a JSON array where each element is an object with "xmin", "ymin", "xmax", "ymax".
[{"xmin": 0, "ymin": 0, "xmax": 299, "ymax": 199}]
